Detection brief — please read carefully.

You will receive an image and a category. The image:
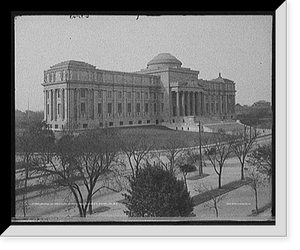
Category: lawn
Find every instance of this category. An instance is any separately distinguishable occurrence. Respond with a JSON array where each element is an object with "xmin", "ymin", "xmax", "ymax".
[{"xmin": 116, "ymin": 125, "xmax": 223, "ymax": 149}]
